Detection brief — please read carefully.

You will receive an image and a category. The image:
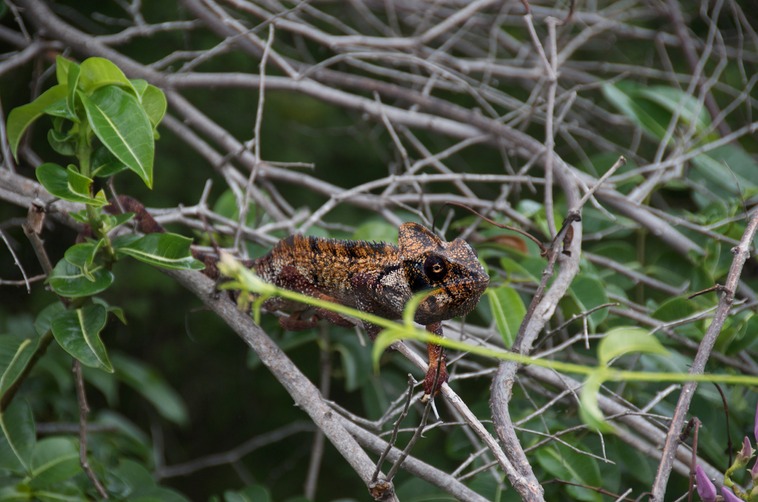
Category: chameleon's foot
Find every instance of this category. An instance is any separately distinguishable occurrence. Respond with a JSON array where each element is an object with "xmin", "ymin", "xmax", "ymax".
[
  {"xmin": 420, "ymin": 352, "xmax": 448, "ymax": 403},
  {"xmin": 421, "ymin": 322, "xmax": 448, "ymax": 402}
]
